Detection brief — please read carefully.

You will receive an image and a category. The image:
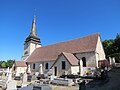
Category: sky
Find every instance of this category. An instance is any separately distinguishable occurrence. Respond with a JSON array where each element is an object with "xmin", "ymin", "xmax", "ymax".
[{"xmin": 0, "ymin": 0, "xmax": 120, "ymax": 61}]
